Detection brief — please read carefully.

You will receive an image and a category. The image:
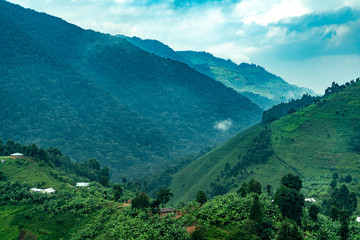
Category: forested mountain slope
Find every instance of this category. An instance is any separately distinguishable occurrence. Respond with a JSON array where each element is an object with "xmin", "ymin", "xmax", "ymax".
[
  {"xmin": 0, "ymin": 15, "xmax": 173, "ymax": 181},
  {"xmin": 178, "ymin": 51, "xmax": 317, "ymax": 109},
  {"xmin": 0, "ymin": 1, "xmax": 262, "ymax": 180},
  {"xmin": 120, "ymin": 35, "xmax": 316, "ymax": 109},
  {"xmin": 170, "ymin": 79, "xmax": 360, "ymax": 202}
]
